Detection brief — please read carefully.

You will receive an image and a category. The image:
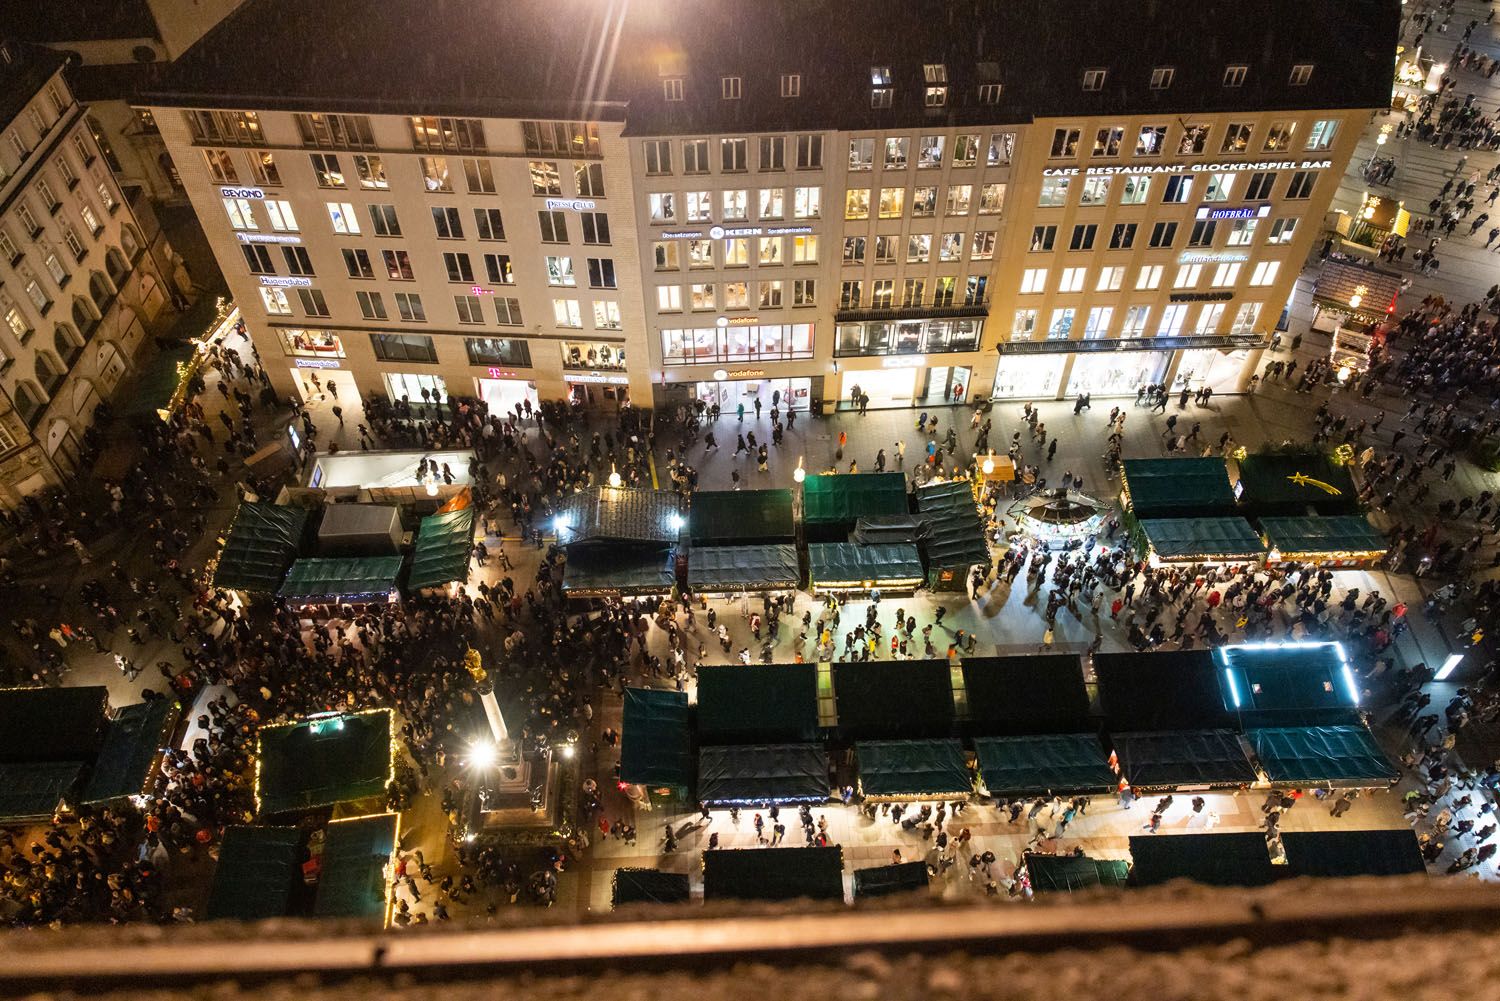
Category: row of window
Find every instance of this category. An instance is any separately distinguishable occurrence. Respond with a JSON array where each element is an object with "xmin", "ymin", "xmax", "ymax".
[
  {"xmin": 1016, "ymin": 260, "xmax": 1283, "ymax": 296},
  {"xmin": 1036, "ymin": 169, "xmax": 1318, "ymax": 209},
  {"xmin": 0, "ymin": 80, "xmax": 70, "ymax": 183},
  {"xmin": 843, "ymin": 183, "xmax": 1005, "ymax": 219},
  {"xmin": 1012, "ymin": 301, "xmax": 1263, "ymax": 342},
  {"xmin": 840, "ymin": 231, "xmax": 998, "ymax": 265},
  {"xmin": 242, "ymin": 241, "xmax": 617, "ymax": 290},
  {"xmin": 665, "ymin": 62, "xmax": 977, "ymax": 110},
  {"xmin": 641, "ymin": 132, "xmax": 1017, "ymax": 177},
  {"xmin": 835, "ymin": 276, "xmax": 989, "ymax": 311},
  {"xmin": 1029, "ymin": 214, "xmax": 1297, "ymax": 254},
  {"xmin": 260, "ymin": 283, "xmax": 621, "ymax": 331},
  {"xmin": 281, "ymin": 328, "xmax": 625, "ymax": 372},
  {"xmin": 660, "ymin": 323, "xmax": 817, "ymax": 364},
  {"xmin": 222, "ymin": 197, "xmax": 608, "ymax": 245},
  {"xmin": 192, "ymin": 110, "xmax": 603, "ymax": 160},
  {"xmin": 654, "ymin": 279, "xmax": 820, "ymax": 312},
  {"xmin": 1050, "ymin": 118, "xmax": 1337, "ymax": 161},
  {"xmin": 652, "ymin": 228, "xmax": 999, "ymax": 272}
]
